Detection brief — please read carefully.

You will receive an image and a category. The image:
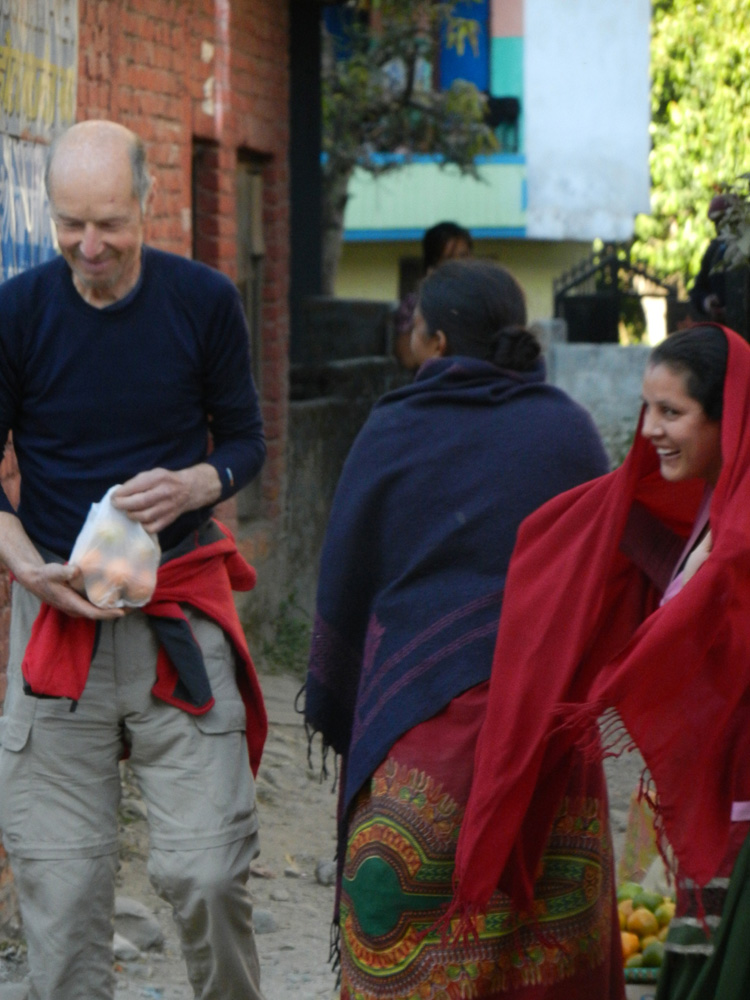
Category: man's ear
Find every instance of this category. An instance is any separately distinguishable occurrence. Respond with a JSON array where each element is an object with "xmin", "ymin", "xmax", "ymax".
[
  {"xmin": 145, "ymin": 178, "xmax": 156, "ymax": 216},
  {"xmin": 140, "ymin": 180, "xmax": 156, "ymax": 238},
  {"xmin": 433, "ymin": 329, "xmax": 448, "ymax": 357}
]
